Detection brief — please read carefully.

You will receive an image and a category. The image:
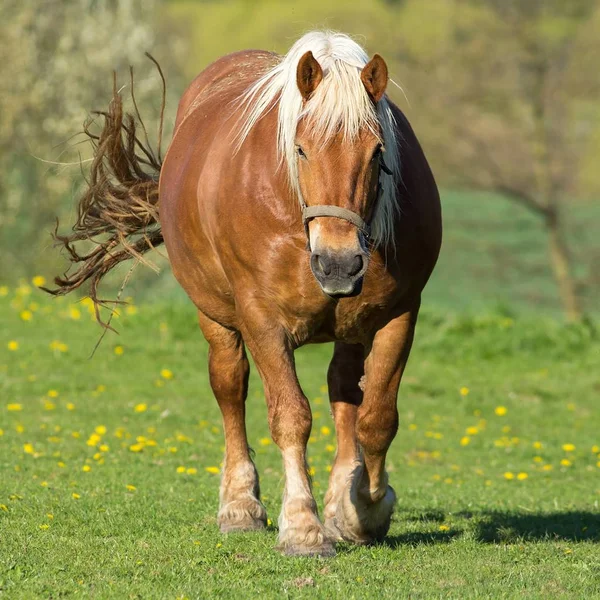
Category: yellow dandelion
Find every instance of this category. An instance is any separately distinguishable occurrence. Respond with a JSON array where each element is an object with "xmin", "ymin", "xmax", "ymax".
[
  {"xmin": 49, "ymin": 340, "xmax": 68, "ymax": 352},
  {"xmin": 325, "ymin": 444, "xmax": 335, "ymax": 452},
  {"xmin": 94, "ymin": 425, "xmax": 107, "ymax": 436},
  {"xmin": 160, "ymin": 369, "xmax": 173, "ymax": 380},
  {"xmin": 134, "ymin": 403, "xmax": 147, "ymax": 413},
  {"xmin": 66, "ymin": 403, "xmax": 75, "ymax": 411},
  {"xmin": 7, "ymin": 340, "xmax": 19, "ymax": 351},
  {"xmin": 439, "ymin": 524, "xmax": 450, "ymax": 531},
  {"xmin": 129, "ymin": 443, "xmax": 143, "ymax": 453},
  {"xmin": 205, "ymin": 466, "xmax": 220, "ymax": 474},
  {"xmin": 320, "ymin": 426, "xmax": 331, "ymax": 436},
  {"xmin": 7, "ymin": 403, "xmax": 23, "ymax": 412},
  {"xmin": 517, "ymin": 472, "xmax": 528, "ymax": 480},
  {"xmin": 562, "ymin": 443, "xmax": 576, "ymax": 452},
  {"xmin": 168, "ymin": 447, "xmax": 177, "ymax": 453},
  {"xmin": 0, "ymin": 285, "xmax": 8, "ymax": 296},
  {"xmin": 542, "ymin": 464, "xmax": 553, "ymax": 471},
  {"xmin": 72, "ymin": 493, "xmax": 81, "ymax": 500},
  {"xmin": 560, "ymin": 459, "xmax": 572, "ymax": 467},
  {"xmin": 504, "ymin": 472, "xmax": 515, "ymax": 480},
  {"xmin": 126, "ymin": 484, "xmax": 137, "ymax": 491},
  {"xmin": 186, "ymin": 467, "xmax": 198, "ymax": 475},
  {"xmin": 176, "ymin": 466, "xmax": 186, "ymax": 473},
  {"xmin": 32, "ymin": 275, "xmax": 46, "ymax": 287},
  {"xmin": 99, "ymin": 444, "xmax": 109, "ymax": 452},
  {"xmin": 39, "ymin": 524, "xmax": 50, "ymax": 530},
  {"xmin": 533, "ymin": 456, "xmax": 543, "ymax": 463},
  {"xmin": 57, "ymin": 461, "xmax": 66, "ymax": 468},
  {"xmin": 259, "ymin": 437, "xmax": 271, "ymax": 446},
  {"xmin": 459, "ymin": 387, "xmax": 469, "ymax": 396},
  {"xmin": 592, "ymin": 445, "xmax": 600, "ymax": 454},
  {"xmin": 82, "ymin": 465, "xmax": 91, "ymax": 472},
  {"xmin": 40, "ymin": 481, "xmax": 48, "ymax": 487},
  {"xmin": 86, "ymin": 434, "xmax": 100, "ymax": 447},
  {"xmin": 46, "ymin": 513, "xmax": 53, "ymax": 519},
  {"xmin": 125, "ymin": 305, "xmax": 138, "ymax": 316},
  {"xmin": 466, "ymin": 426, "xmax": 479, "ymax": 435},
  {"xmin": 408, "ymin": 423, "xmax": 418, "ymax": 431},
  {"xmin": 114, "ymin": 346, "xmax": 124, "ymax": 356},
  {"xmin": 495, "ymin": 406, "xmax": 507, "ymax": 416},
  {"xmin": 20, "ymin": 310, "xmax": 33, "ymax": 321},
  {"xmin": 533, "ymin": 441, "xmax": 543, "ymax": 450},
  {"xmin": 44, "ymin": 402, "xmax": 56, "ymax": 411},
  {"xmin": 69, "ymin": 307, "xmax": 81, "ymax": 320},
  {"xmin": 23, "ymin": 443, "xmax": 34, "ymax": 454},
  {"xmin": 16, "ymin": 424, "xmax": 25, "ymax": 433},
  {"xmin": 308, "ymin": 466, "xmax": 316, "ymax": 476},
  {"xmin": 460, "ymin": 436, "xmax": 470, "ymax": 446}
]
